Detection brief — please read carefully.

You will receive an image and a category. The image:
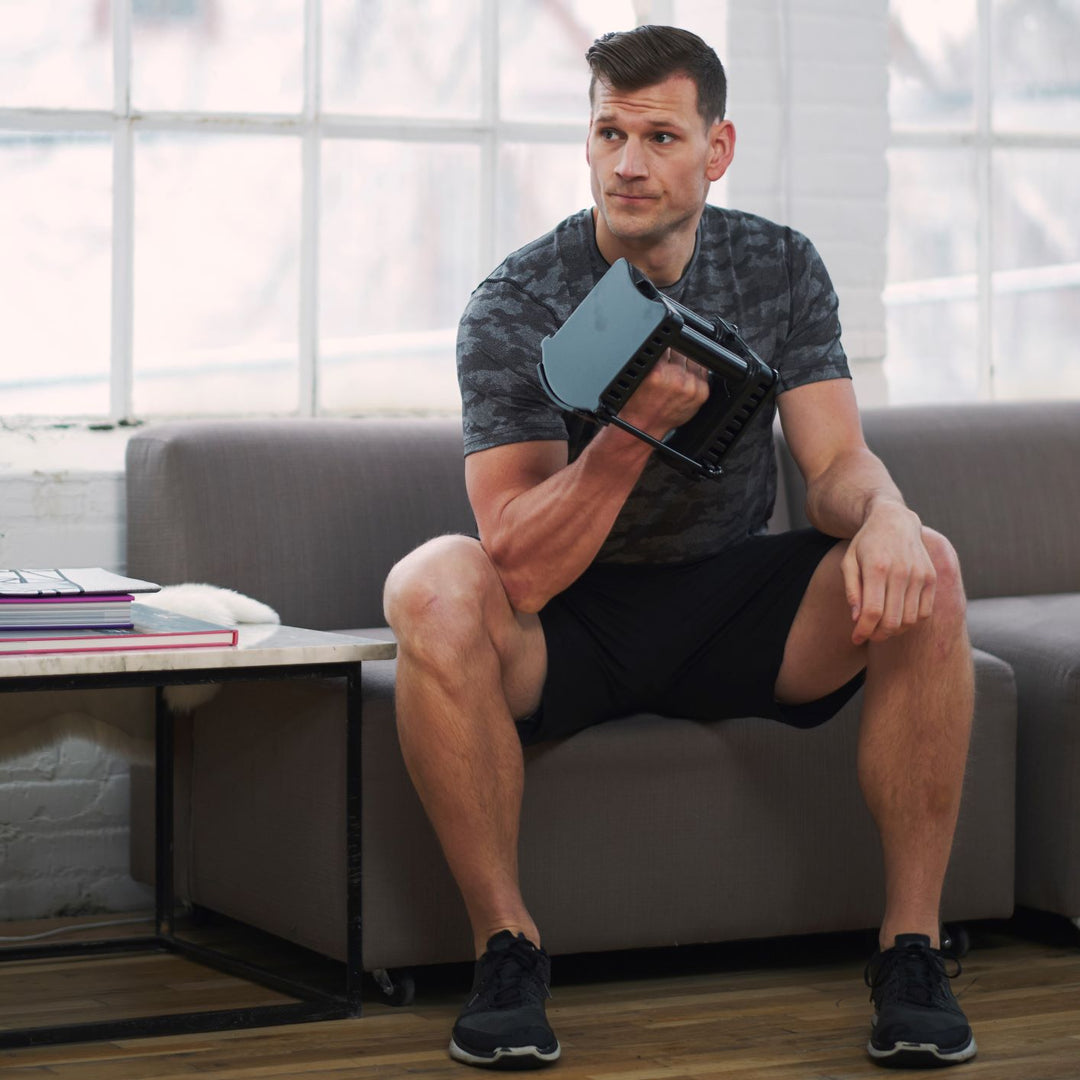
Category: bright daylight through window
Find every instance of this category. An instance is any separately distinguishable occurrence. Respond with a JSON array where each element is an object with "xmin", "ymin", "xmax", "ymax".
[
  {"xmin": 3, "ymin": 2, "xmax": 1074, "ymax": 419},
  {"xmin": 0, "ymin": 1, "xmax": 722, "ymax": 420},
  {"xmin": 886, "ymin": 0, "xmax": 1080, "ymax": 403}
]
